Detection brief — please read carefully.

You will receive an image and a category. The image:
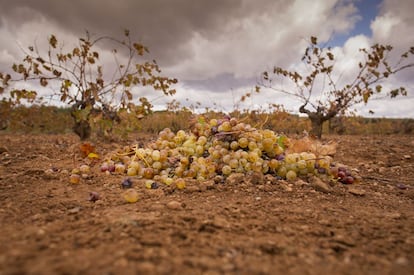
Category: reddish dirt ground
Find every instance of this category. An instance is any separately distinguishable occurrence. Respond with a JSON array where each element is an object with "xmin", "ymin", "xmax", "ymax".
[{"xmin": 0, "ymin": 133, "xmax": 413, "ymax": 275}]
